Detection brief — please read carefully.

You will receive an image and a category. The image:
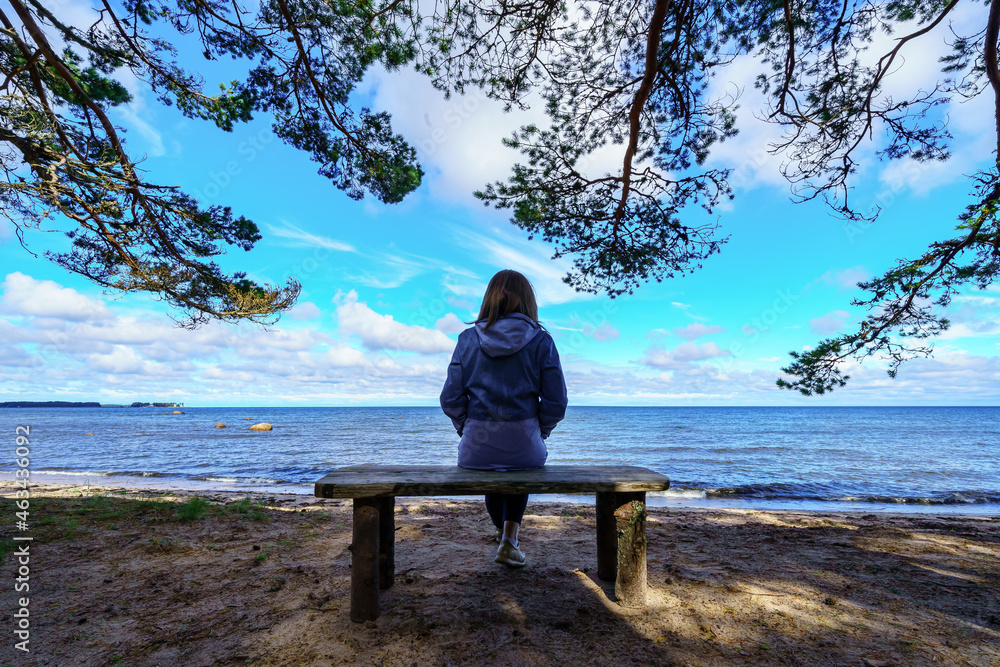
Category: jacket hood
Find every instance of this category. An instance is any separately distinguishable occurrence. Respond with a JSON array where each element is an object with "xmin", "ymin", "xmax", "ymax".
[{"xmin": 474, "ymin": 313, "xmax": 540, "ymax": 357}]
